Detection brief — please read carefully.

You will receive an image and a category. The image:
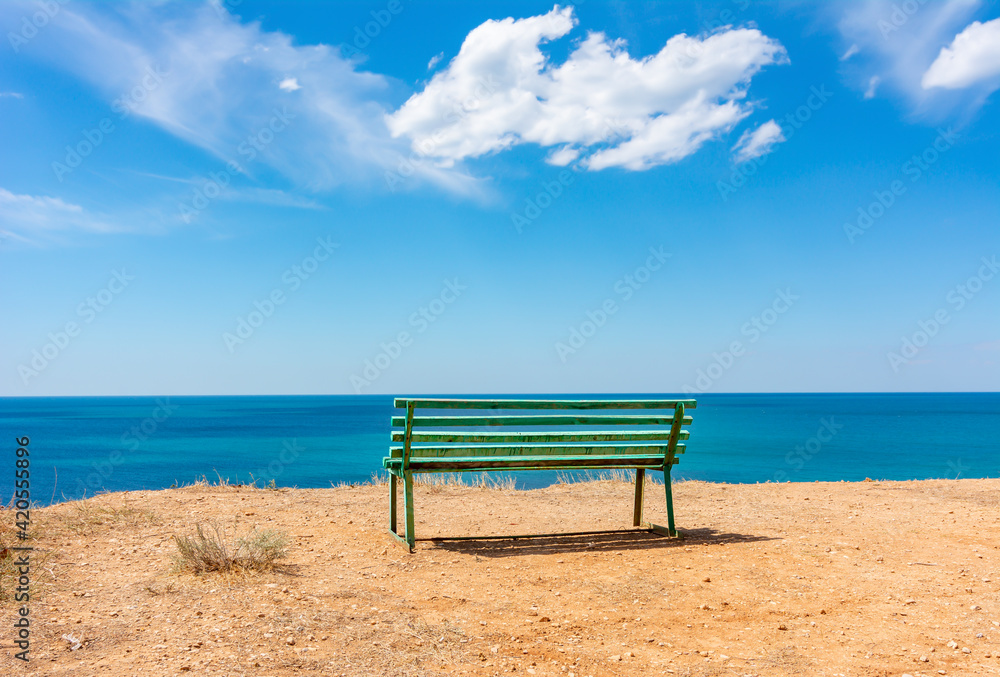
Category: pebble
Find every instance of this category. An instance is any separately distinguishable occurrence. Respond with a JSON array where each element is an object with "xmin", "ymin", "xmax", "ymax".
[
  {"xmin": 947, "ymin": 640, "xmax": 959, "ymax": 649},
  {"xmin": 777, "ymin": 624, "xmax": 788, "ymax": 631},
  {"xmin": 702, "ymin": 577, "xmax": 711, "ymax": 583},
  {"xmin": 962, "ymin": 647, "xmax": 971, "ymax": 654},
  {"xmin": 609, "ymin": 654, "xmax": 621, "ymax": 662},
  {"xmin": 920, "ymin": 656, "xmax": 928, "ymax": 662},
  {"xmin": 285, "ymin": 638, "xmax": 295, "ymax": 646}
]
